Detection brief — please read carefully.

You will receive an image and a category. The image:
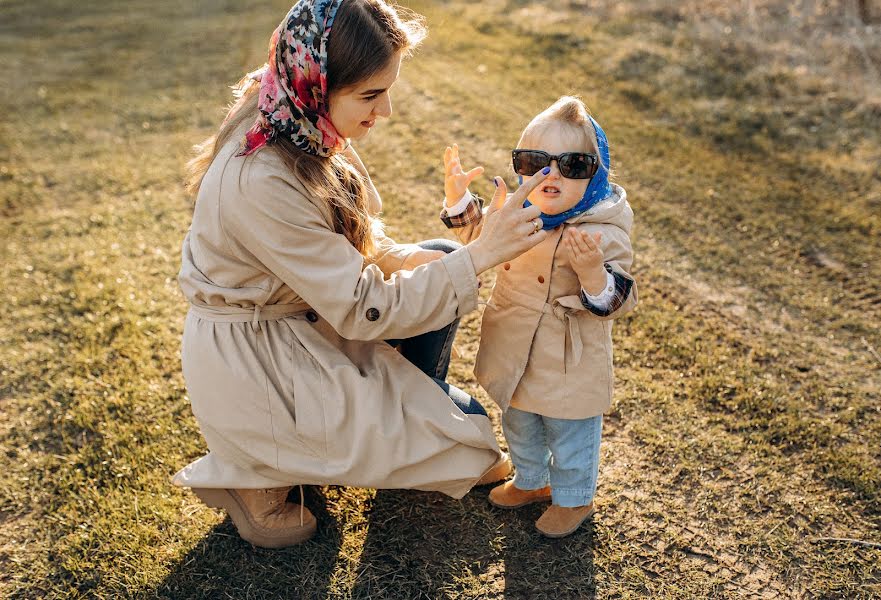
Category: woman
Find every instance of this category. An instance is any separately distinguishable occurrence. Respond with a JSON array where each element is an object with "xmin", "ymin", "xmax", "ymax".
[{"xmin": 172, "ymin": 0, "xmax": 550, "ymax": 548}]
